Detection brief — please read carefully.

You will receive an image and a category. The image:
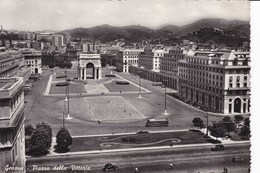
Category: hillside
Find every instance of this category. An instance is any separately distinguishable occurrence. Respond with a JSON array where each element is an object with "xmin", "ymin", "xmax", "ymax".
[{"xmin": 60, "ymin": 18, "xmax": 250, "ymax": 46}]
